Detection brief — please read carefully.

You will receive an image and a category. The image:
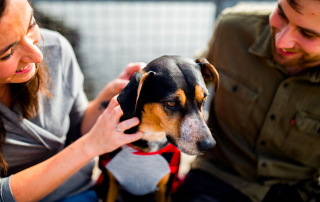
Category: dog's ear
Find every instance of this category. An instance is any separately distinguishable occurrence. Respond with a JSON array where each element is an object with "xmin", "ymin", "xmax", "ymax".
[
  {"xmin": 117, "ymin": 70, "xmax": 155, "ymax": 118},
  {"xmin": 195, "ymin": 58, "xmax": 219, "ymax": 92}
]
